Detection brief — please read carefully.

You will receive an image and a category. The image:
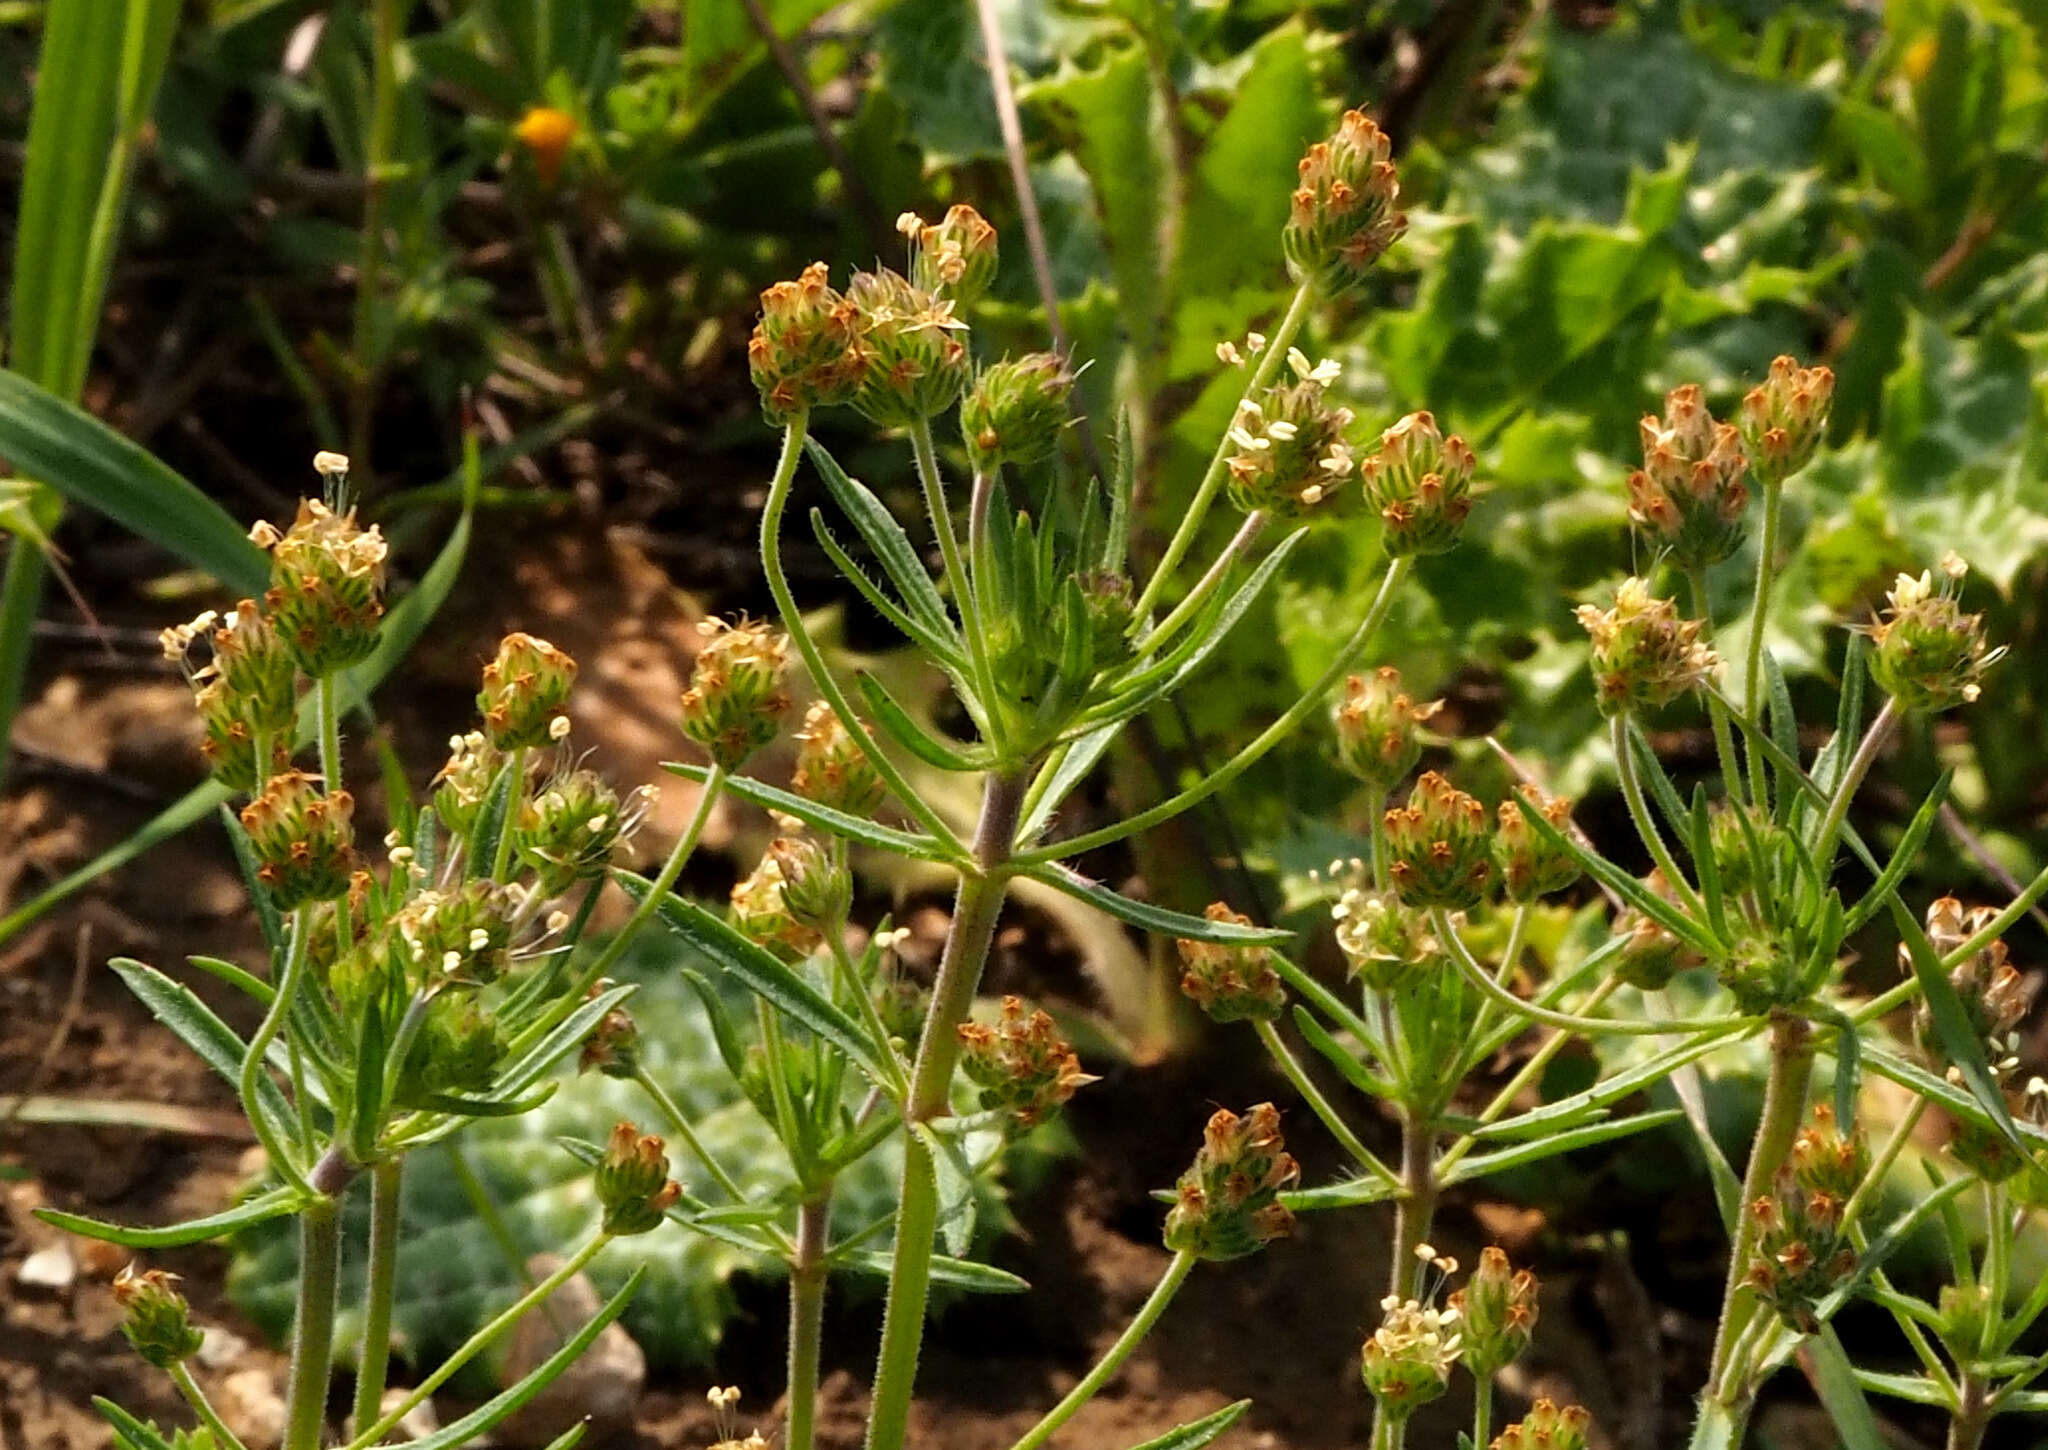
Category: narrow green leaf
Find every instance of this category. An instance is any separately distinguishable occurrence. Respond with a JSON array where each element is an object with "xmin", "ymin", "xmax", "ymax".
[
  {"xmin": 615, "ymin": 873, "xmax": 888, "ymax": 1081},
  {"xmin": 805, "ymin": 438, "xmax": 953, "ymax": 638},
  {"xmin": 912, "ymin": 1121, "xmax": 978, "ymax": 1257},
  {"xmin": 1808, "ymin": 1325, "xmax": 1889, "ymax": 1450},
  {"xmin": 1123, "ymin": 1400, "xmax": 1253, "ymax": 1450},
  {"xmin": 93, "ymin": 1400, "xmax": 178, "ymax": 1450},
  {"xmin": 1472, "ymin": 1032, "xmax": 1733, "ymax": 1140},
  {"xmin": 468, "ymin": 755, "xmax": 519, "ymax": 881},
  {"xmin": 1293, "ymin": 1006, "xmax": 1394, "ymax": 1100},
  {"xmin": 1765, "ymin": 650, "xmax": 1799, "ymax": 823},
  {"xmin": 1279, "ymin": 1173, "xmax": 1400, "ymax": 1213},
  {"xmin": 220, "ymin": 805, "xmax": 284, "ymax": 956},
  {"xmin": 679, "ymin": 968, "xmax": 751, "ymax": 1086},
  {"xmin": 661, "ymin": 761, "xmax": 958, "ymax": 862},
  {"xmin": 1020, "ymin": 722, "xmax": 1122, "ymax": 841},
  {"xmin": 1511, "ymin": 791, "xmax": 1719, "ymax": 955},
  {"xmin": 1020, "ymin": 862, "xmax": 1293, "ymax": 945},
  {"xmin": 1850, "ymin": 1370, "xmax": 1949, "ymax": 1408},
  {"xmin": 40, "ymin": 1184, "xmax": 307, "ymax": 1248},
  {"xmin": 493, "ymin": 984, "xmax": 638, "ymax": 1097},
  {"xmin": 1689, "ymin": 785, "xmax": 1729, "ymax": 943},
  {"xmin": 845, "ymin": 1249, "xmax": 1028, "ymax": 1294},
  {"xmin": 1887, "ymin": 897, "xmax": 2026, "ymax": 1152},
  {"xmin": 855, "ymin": 670, "xmax": 986, "ymax": 772},
  {"xmin": 812, "ymin": 511, "xmax": 968, "ymax": 671},
  {"xmin": 1442, "ymin": 1108, "xmax": 1685, "ymax": 1185},
  {"xmin": 1864, "ymin": 1043, "xmax": 2045, "ymax": 1152},
  {"xmin": 185, "ymin": 953, "xmax": 274, "ymax": 1004},
  {"xmin": 110, "ymin": 958, "xmax": 298, "ymax": 1134},
  {"xmin": 1843, "ymin": 772, "xmax": 1950, "ymax": 934},
  {"xmin": 400, "ymin": 1269, "xmax": 645, "ymax": 1450}
]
